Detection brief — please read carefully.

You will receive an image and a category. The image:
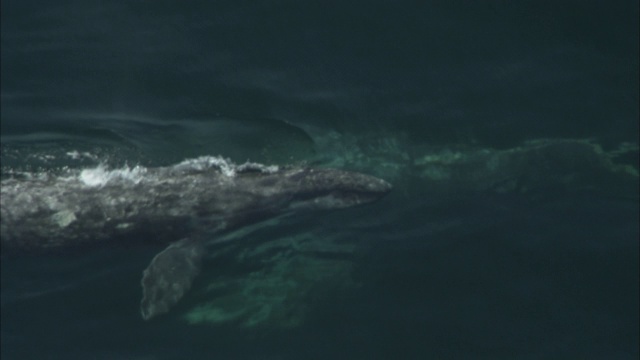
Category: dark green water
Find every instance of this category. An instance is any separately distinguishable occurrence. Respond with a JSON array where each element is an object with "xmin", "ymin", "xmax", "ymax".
[{"xmin": 1, "ymin": 1, "xmax": 638, "ymax": 359}]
